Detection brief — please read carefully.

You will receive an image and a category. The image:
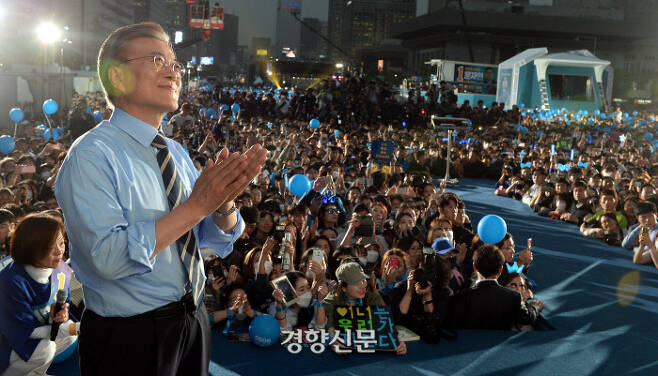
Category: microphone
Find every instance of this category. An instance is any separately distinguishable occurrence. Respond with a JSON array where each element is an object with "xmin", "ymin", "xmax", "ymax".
[{"xmin": 50, "ymin": 289, "xmax": 68, "ymax": 341}]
